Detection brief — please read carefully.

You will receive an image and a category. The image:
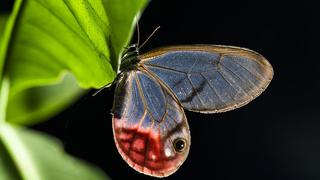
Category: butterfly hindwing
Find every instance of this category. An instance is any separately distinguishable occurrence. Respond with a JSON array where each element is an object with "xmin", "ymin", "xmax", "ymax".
[
  {"xmin": 140, "ymin": 45, "xmax": 273, "ymax": 113},
  {"xmin": 112, "ymin": 69, "xmax": 190, "ymax": 177}
]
